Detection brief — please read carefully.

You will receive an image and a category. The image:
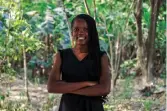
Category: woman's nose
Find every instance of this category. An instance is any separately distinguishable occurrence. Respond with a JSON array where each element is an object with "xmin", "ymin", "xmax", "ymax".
[{"xmin": 78, "ymin": 29, "xmax": 84, "ymax": 34}]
